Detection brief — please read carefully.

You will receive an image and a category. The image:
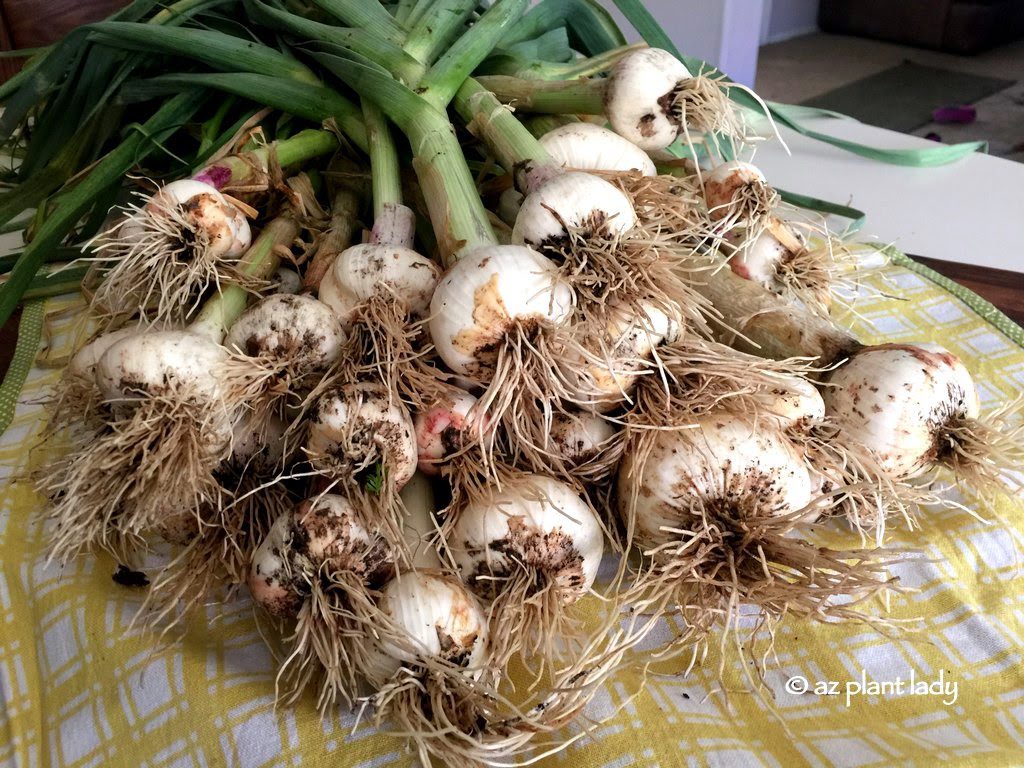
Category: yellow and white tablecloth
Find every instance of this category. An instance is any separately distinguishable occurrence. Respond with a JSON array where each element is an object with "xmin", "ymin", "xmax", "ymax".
[{"xmin": 2, "ymin": 253, "xmax": 1023, "ymax": 768}]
